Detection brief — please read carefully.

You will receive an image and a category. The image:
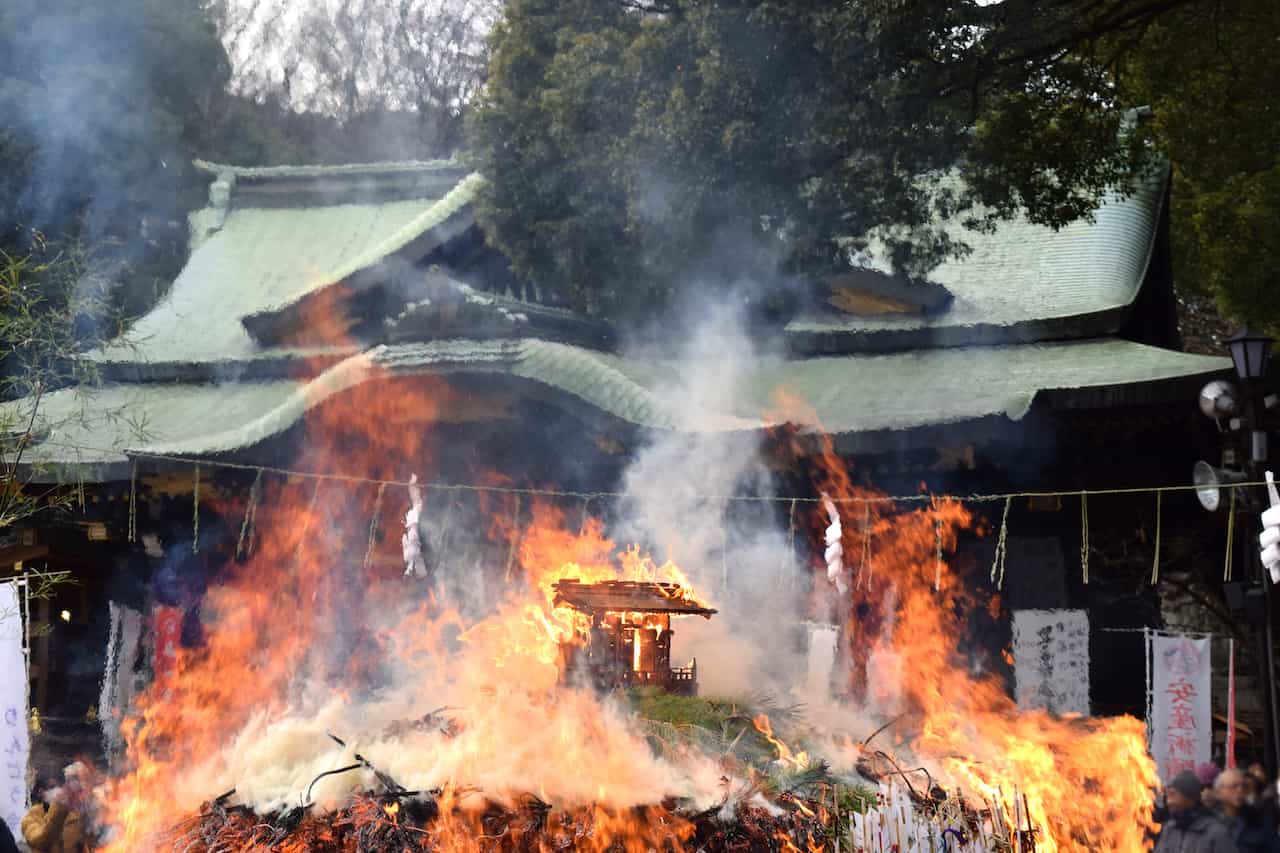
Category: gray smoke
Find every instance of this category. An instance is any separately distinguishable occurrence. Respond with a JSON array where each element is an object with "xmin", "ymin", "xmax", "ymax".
[{"xmin": 609, "ymin": 299, "xmax": 816, "ymax": 700}]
